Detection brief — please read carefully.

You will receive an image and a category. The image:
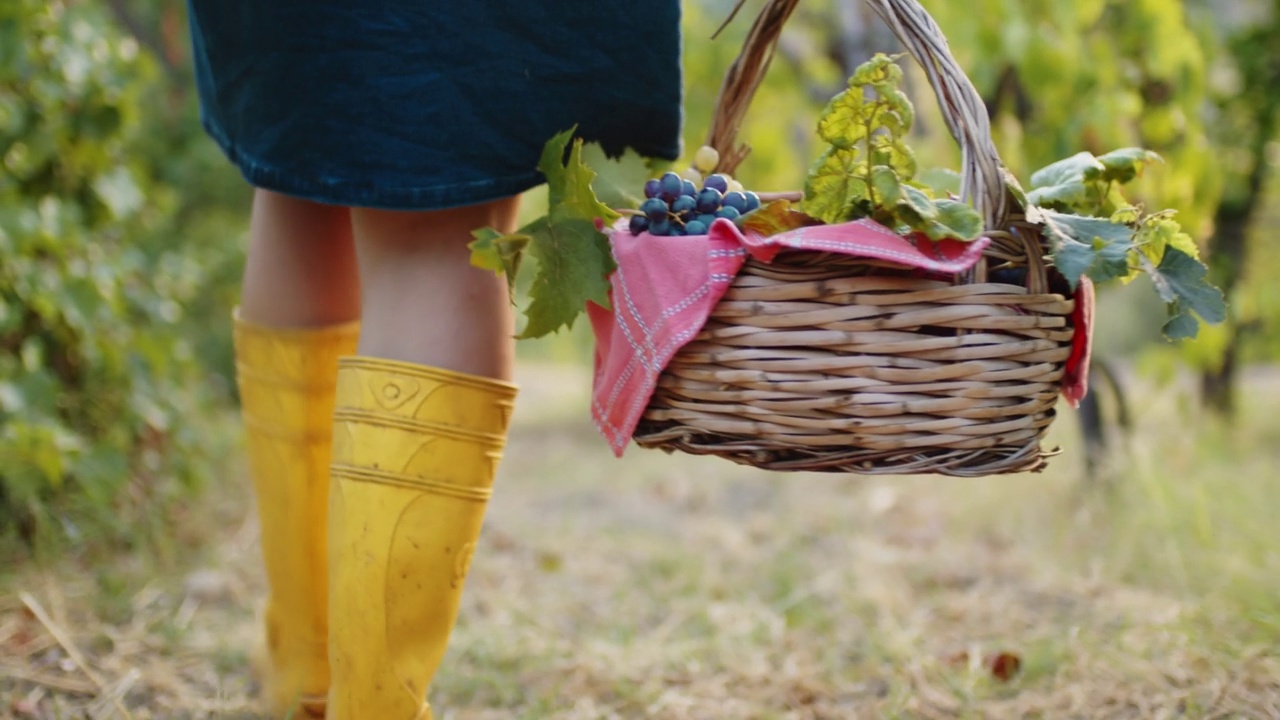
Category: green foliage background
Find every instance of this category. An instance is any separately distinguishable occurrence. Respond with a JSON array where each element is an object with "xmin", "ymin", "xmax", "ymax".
[
  {"xmin": 0, "ymin": 0, "xmax": 245, "ymax": 555},
  {"xmin": 2, "ymin": 0, "xmax": 1277, "ymax": 554}
]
